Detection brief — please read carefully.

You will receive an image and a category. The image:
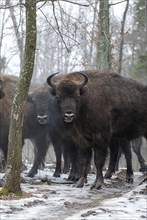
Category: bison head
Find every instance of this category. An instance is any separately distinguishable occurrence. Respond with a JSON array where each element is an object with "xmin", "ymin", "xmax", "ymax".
[
  {"xmin": 27, "ymin": 88, "xmax": 50, "ymax": 125},
  {"xmin": 0, "ymin": 80, "xmax": 5, "ymax": 99},
  {"xmin": 47, "ymin": 72, "xmax": 88, "ymax": 123}
]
